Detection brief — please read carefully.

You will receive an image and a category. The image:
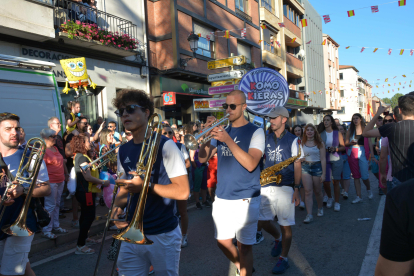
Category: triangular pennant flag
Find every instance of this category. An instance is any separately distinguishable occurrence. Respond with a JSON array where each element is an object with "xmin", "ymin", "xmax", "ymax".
[
  {"xmin": 376, "ymin": 85, "xmax": 378, "ymax": 88},
  {"xmin": 258, "ymin": 39, "xmax": 263, "ymax": 44},
  {"xmin": 398, "ymin": 0, "xmax": 406, "ymax": 6},
  {"xmin": 411, "ymin": 50, "xmax": 414, "ymax": 56},
  {"xmin": 306, "ymin": 40, "xmax": 311, "ymax": 44},
  {"xmin": 224, "ymin": 30, "xmax": 230, "ymax": 38},
  {"xmin": 373, "ymin": 48, "xmax": 379, "ymax": 53},
  {"xmin": 388, "ymin": 49, "xmax": 392, "ymax": 55},
  {"xmin": 388, "ymin": 84, "xmax": 391, "ymax": 86},
  {"xmin": 403, "ymin": 75, "xmax": 407, "ymax": 77},
  {"xmin": 278, "ymin": 23, "xmax": 285, "ymax": 28},
  {"xmin": 347, "ymin": 10, "xmax": 355, "ymax": 17},
  {"xmin": 313, "ymin": 91, "xmax": 316, "ymax": 94},
  {"xmin": 385, "ymin": 78, "xmax": 388, "ymax": 82},
  {"xmin": 206, "ymin": 35, "xmax": 211, "ymax": 41},
  {"xmin": 291, "ymin": 38, "xmax": 296, "ymax": 43},
  {"xmin": 361, "ymin": 47, "xmax": 366, "ymax": 53},
  {"xmin": 301, "ymin": 19, "xmax": 308, "ymax": 27},
  {"xmin": 398, "ymin": 88, "xmax": 400, "ymax": 91},
  {"xmin": 197, "ymin": 33, "xmax": 201, "ymax": 37},
  {"xmin": 322, "ymin": 39, "xmax": 327, "ymax": 45},
  {"xmin": 346, "ymin": 46, "xmax": 350, "ymax": 49},
  {"xmin": 323, "ymin": 15, "xmax": 331, "ymax": 24},
  {"xmin": 400, "ymin": 49, "xmax": 404, "ymax": 55},
  {"xmin": 371, "ymin": 5, "xmax": 379, "ymax": 13},
  {"xmin": 399, "ymin": 82, "xmax": 401, "ymax": 85},
  {"xmin": 275, "ymin": 41, "xmax": 281, "ymax": 47},
  {"xmin": 394, "ymin": 76, "xmax": 397, "ymax": 79},
  {"xmin": 241, "ymin": 28, "xmax": 246, "ymax": 39}
]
